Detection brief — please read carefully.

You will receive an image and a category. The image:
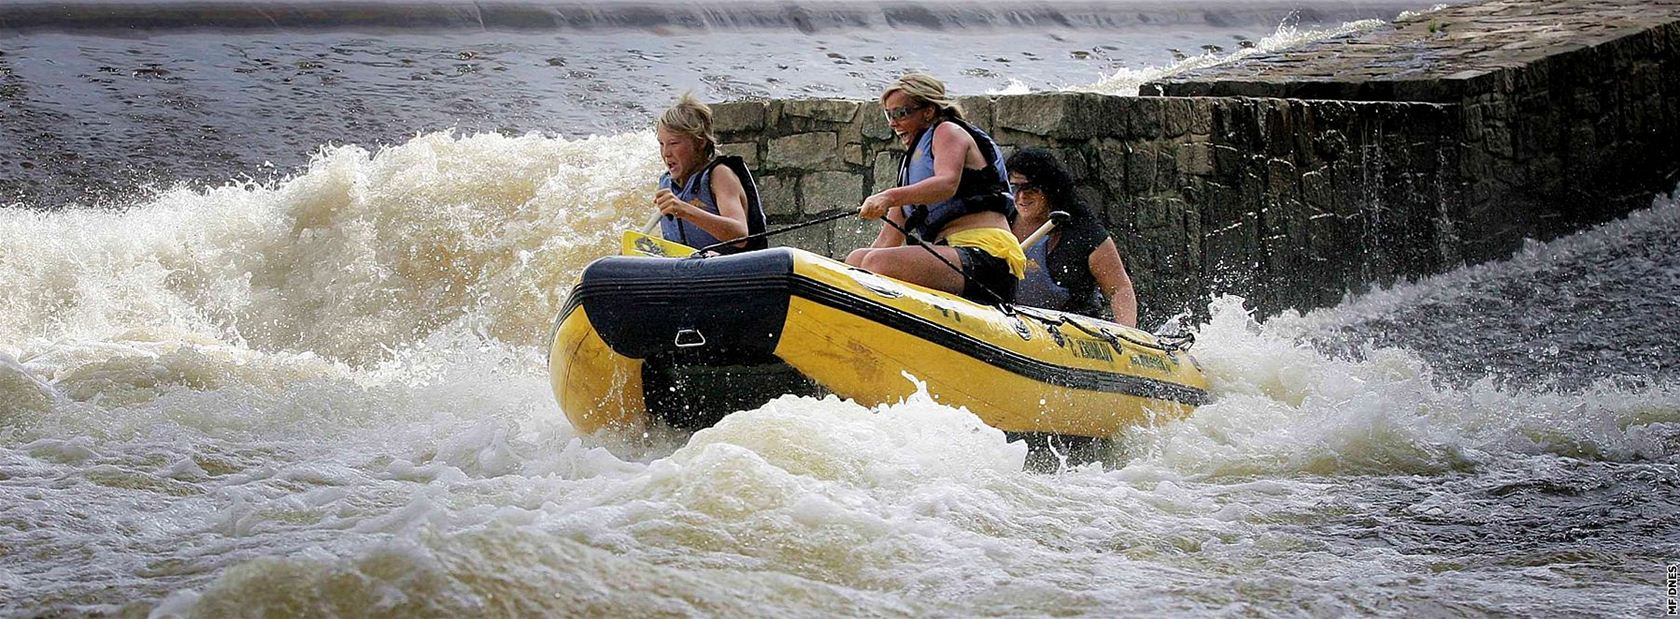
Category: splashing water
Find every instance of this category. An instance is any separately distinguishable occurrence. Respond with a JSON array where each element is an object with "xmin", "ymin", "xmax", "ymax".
[
  {"xmin": 2, "ymin": 7, "xmax": 1676, "ymax": 616},
  {"xmin": 1, "ymin": 131, "xmax": 661, "ymax": 368},
  {"xmin": 1078, "ymin": 17, "xmax": 1389, "ymax": 96}
]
